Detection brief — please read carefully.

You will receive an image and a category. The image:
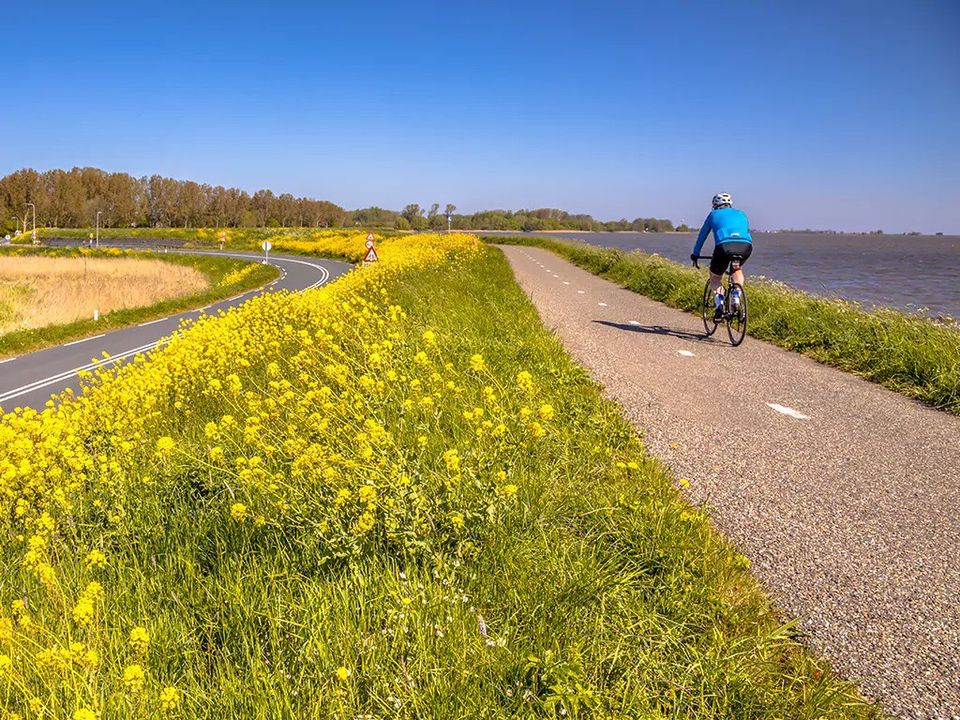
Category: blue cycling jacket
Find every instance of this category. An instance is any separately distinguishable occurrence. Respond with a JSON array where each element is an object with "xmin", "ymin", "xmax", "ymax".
[{"xmin": 692, "ymin": 208, "xmax": 753, "ymax": 256}]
